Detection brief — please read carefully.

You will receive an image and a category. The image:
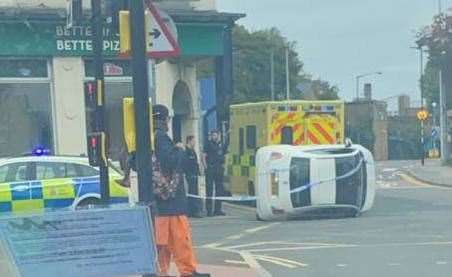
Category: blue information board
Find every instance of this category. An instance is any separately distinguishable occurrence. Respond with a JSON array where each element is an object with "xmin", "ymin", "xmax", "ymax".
[{"xmin": 0, "ymin": 205, "xmax": 156, "ymax": 277}]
